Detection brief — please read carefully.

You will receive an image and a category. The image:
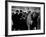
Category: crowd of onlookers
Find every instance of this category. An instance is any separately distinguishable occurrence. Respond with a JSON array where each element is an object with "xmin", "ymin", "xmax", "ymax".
[
  {"xmin": 12, "ymin": 10, "xmax": 28, "ymax": 30},
  {"xmin": 12, "ymin": 9, "xmax": 40, "ymax": 31}
]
